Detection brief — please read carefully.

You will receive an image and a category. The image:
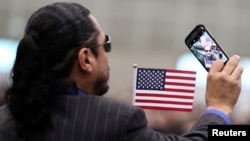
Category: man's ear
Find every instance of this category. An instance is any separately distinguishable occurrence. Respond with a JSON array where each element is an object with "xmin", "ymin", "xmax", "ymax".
[{"xmin": 77, "ymin": 48, "xmax": 93, "ymax": 72}]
